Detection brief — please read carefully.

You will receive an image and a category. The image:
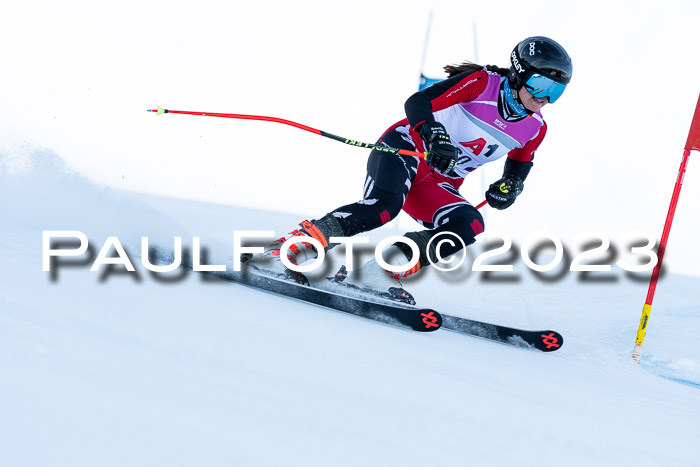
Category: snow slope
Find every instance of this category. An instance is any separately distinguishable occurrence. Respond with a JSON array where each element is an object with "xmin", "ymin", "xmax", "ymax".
[{"xmin": 1, "ymin": 151, "xmax": 699, "ymax": 467}]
